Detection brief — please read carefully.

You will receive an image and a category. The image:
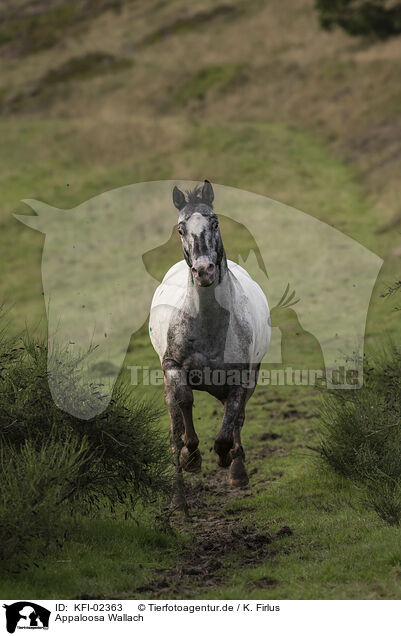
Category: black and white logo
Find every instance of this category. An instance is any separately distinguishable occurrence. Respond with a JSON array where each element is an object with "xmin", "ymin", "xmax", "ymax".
[{"xmin": 3, "ymin": 603, "xmax": 50, "ymax": 634}]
